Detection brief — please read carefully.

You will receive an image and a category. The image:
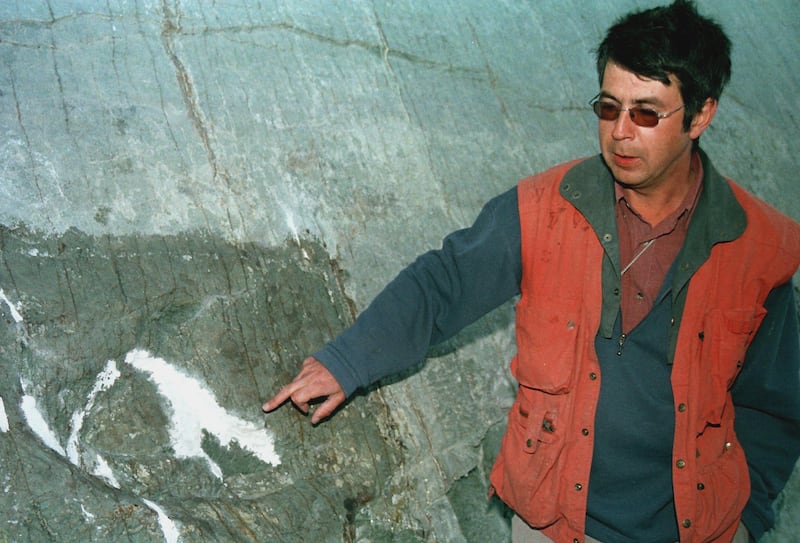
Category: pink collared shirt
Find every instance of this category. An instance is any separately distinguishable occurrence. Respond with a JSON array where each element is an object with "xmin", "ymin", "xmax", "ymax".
[{"xmin": 616, "ymin": 153, "xmax": 704, "ymax": 333}]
